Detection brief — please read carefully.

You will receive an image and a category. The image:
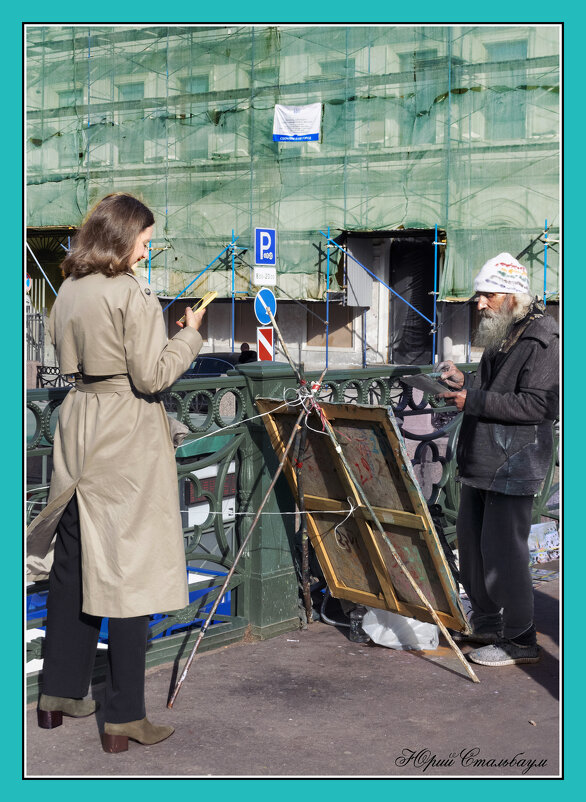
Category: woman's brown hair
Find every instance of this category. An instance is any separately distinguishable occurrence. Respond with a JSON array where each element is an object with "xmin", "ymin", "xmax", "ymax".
[{"xmin": 61, "ymin": 193, "xmax": 155, "ymax": 278}]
